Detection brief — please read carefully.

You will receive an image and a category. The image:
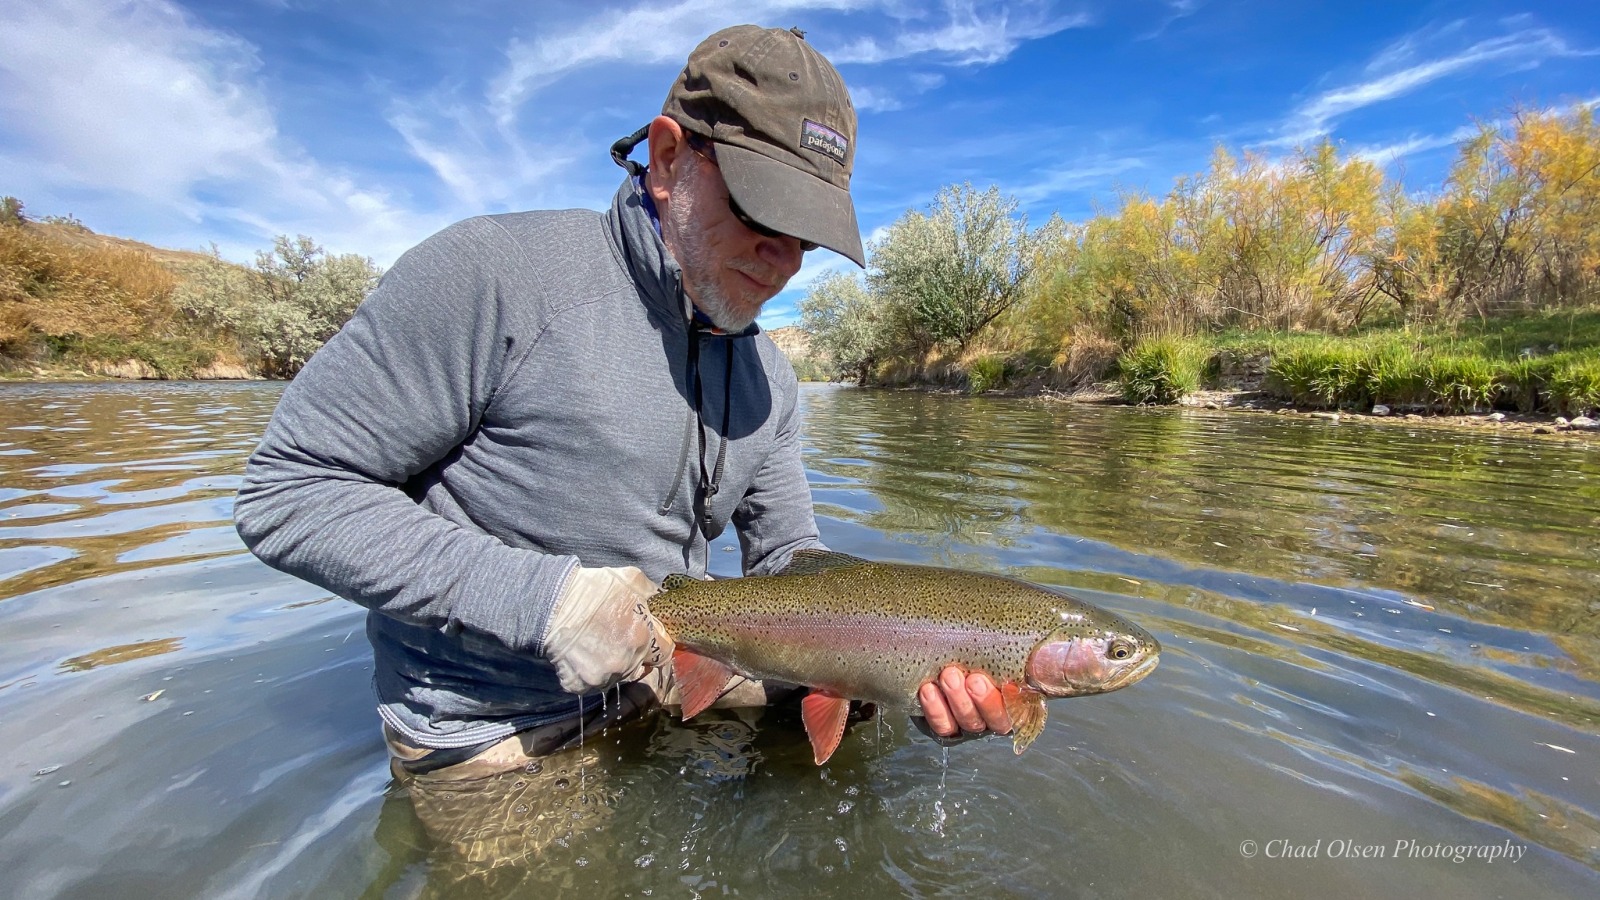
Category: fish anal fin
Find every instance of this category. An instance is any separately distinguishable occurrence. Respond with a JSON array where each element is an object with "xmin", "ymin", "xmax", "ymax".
[
  {"xmin": 780, "ymin": 549, "xmax": 871, "ymax": 576},
  {"xmin": 672, "ymin": 649, "xmax": 733, "ymax": 720},
  {"xmin": 1001, "ymin": 681, "xmax": 1048, "ymax": 755},
  {"xmin": 800, "ymin": 690, "xmax": 852, "ymax": 765}
]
